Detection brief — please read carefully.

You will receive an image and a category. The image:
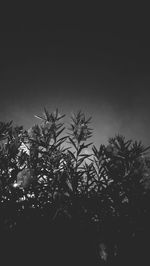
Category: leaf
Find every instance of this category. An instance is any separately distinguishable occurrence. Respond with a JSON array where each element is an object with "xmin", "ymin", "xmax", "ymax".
[
  {"xmin": 77, "ymin": 142, "xmax": 93, "ymax": 156},
  {"xmin": 68, "ymin": 137, "xmax": 78, "ymax": 150},
  {"xmin": 125, "ymin": 140, "xmax": 132, "ymax": 149},
  {"xmin": 77, "ymin": 144, "xmax": 85, "ymax": 156},
  {"xmin": 79, "ymin": 154, "xmax": 92, "ymax": 158},
  {"xmin": 67, "ymin": 150, "xmax": 76, "ymax": 161},
  {"xmin": 66, "ymin": 179, "xmax": 73, "ymax": 192},
  {"xmin": 34, "ymin": 115, "xmax": 46, "ymax": 121},
  {"xmin": 56, "ymin": 114, "xmax": 66, "ymax": 121},
  {"xmin": 56, "ymin": 127, "xmax": 65, "ymax": 138},
  {"xmin": 142, "ymin": 146, "xmax": 150, "ymax": 153},
  {"xmin": 77, "ymin": 156, "xmax": 89, "ymax": 167},
  {"xmin": 54, "ymin": 138, "xmax": 67, "ymax": 149},
  {"xmin": 43, "ymin": 107, "xmax": 51, "ymax": 121}
]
